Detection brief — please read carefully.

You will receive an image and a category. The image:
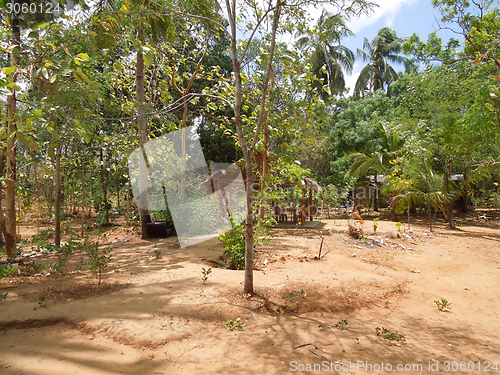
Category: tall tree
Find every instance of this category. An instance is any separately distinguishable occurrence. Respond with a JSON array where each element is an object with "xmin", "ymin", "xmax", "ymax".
[
  {"xmin": 354, "ymin": 27, "xmax": 412, "ymax": 98},
  {"xmin": 205, "ymin": 0, "xmax": 374, "ymax": 293},
  {"xmin": 296, "ymin": 10, "xmax": 355, "ymax": 100}
]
